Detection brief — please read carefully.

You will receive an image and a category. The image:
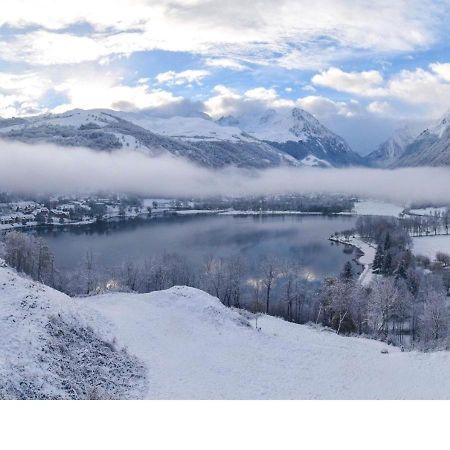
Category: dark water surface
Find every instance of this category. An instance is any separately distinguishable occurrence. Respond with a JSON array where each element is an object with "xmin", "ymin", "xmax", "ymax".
[{"xmin": 33, "ymin": 214, "xmax": 359, "ymax": 281}]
